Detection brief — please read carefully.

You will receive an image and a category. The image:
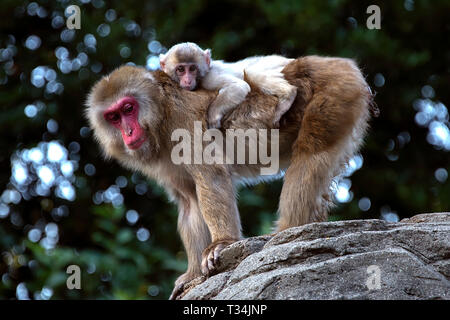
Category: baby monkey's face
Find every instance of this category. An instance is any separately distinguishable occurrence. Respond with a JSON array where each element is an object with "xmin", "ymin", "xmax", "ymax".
[{"xmin": 175, "ymin": 63, "xmax": 199, "ymax": 90}]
